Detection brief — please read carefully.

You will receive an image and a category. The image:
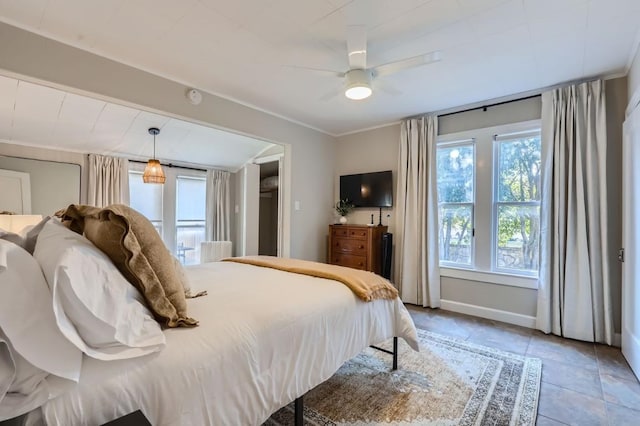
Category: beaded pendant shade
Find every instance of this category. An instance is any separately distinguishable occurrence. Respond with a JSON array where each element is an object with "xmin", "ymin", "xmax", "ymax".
[{"xmin": 143, "ymin": 127, "xmax": 166, "ymax": 184}]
